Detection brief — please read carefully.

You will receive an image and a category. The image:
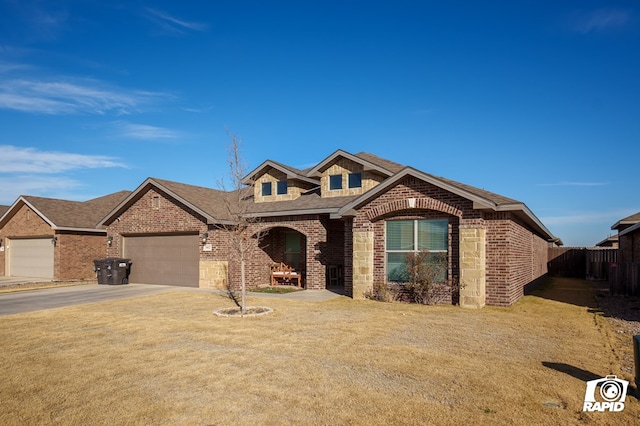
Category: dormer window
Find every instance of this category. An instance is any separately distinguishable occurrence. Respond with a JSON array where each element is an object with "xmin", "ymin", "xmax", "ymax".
[
  {"xmin": 262, "ymin": 182, "xmax": 272, "ymax": 196},
  {"xmin": 277, "ymin": 180, "xmax": 288, "ymax": 195},
  {"xmin": 348, "ymin": 173, "xmax": 362, "ymax": 188},
  {"xmin": 329, "ymin": 174, "xmax": 342, "ymax": 190}
]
